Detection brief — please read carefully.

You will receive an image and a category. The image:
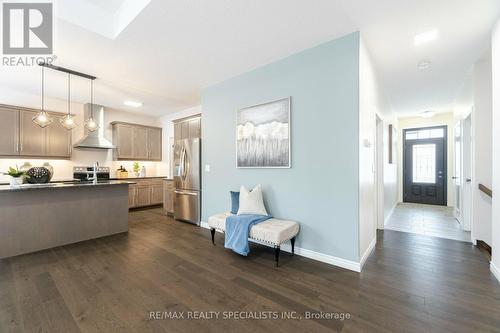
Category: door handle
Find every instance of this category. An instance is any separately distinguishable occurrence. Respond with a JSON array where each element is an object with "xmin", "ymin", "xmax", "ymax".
[
  {"xmin": 452, "ymin": 176, "xmax": 458, "ymax": 179},
  {"xmin": 466, "ymin": 178, "xmax": 472, "ymax": 183},
  {"xmin": 174, "ymin": 190, "xmax": 197, "ymax": 196}
]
